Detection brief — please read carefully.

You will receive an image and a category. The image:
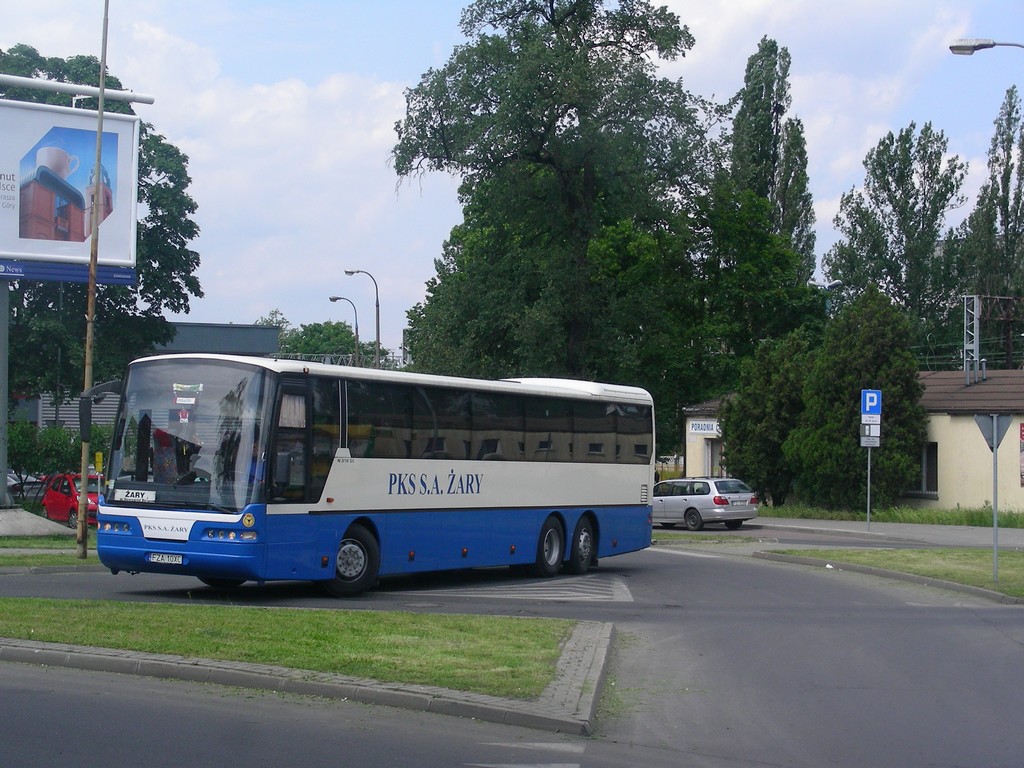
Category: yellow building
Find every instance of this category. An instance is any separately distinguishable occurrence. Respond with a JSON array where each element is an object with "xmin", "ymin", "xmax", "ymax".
[{"xmin": 682, "ymin": 370, "xmax": 1024, "ymax": 512}]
